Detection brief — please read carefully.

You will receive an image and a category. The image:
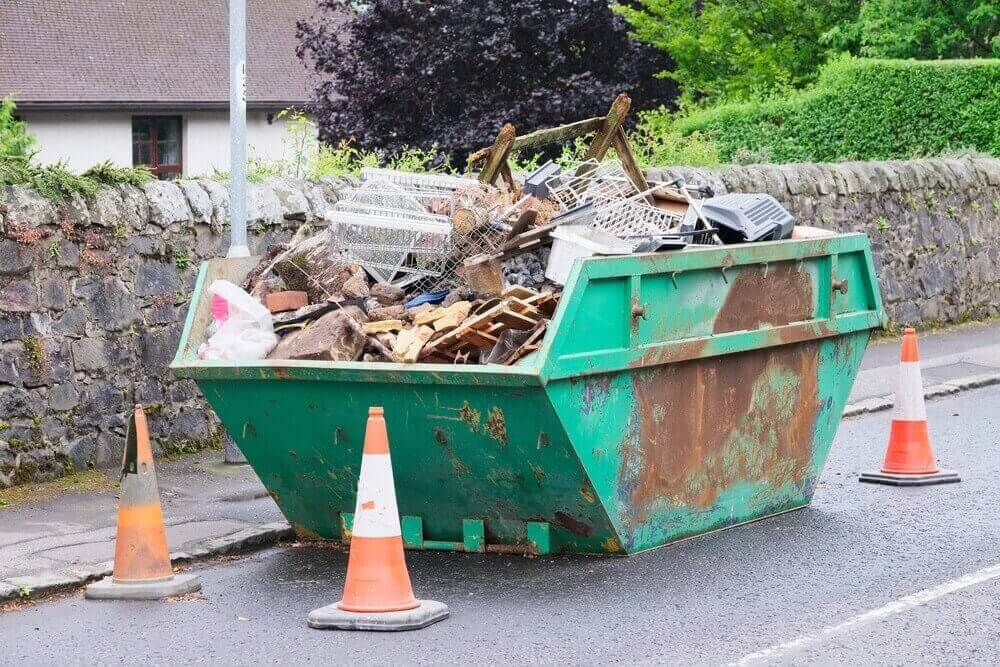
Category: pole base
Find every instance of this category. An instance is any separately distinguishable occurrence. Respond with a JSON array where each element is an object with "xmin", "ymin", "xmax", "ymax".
[
  {"xmin": 85, "ymin": 573, "xmax": 201, "ymax": 600},
  {"xmin": 307, "ymin": 599, "xmax": 449, "ymax": 631},
  {"xmin": 859, "ymin": 469, "xmax": 960, "ymax": 487}
]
